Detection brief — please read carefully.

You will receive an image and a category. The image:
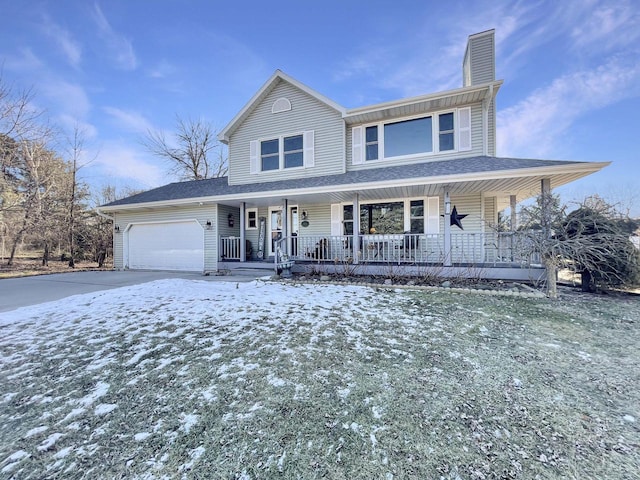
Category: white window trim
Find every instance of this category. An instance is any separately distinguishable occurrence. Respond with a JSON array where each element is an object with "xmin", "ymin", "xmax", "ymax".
[
  {"xmin": 354, "ymin": 108, "xmax": 468, "ymax": 164},
  {"xmin": 245, "ymin": 207, "xmax": 258, "ymax": 230},
  {"xmin": 252, "ymin": 130, "xmax": 314, "ymax": 173}
]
